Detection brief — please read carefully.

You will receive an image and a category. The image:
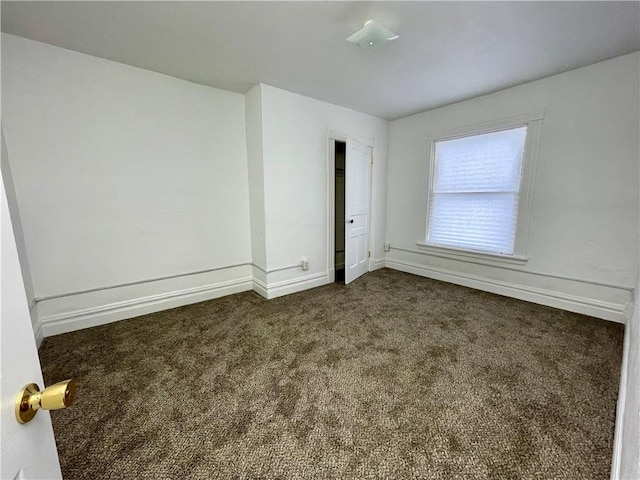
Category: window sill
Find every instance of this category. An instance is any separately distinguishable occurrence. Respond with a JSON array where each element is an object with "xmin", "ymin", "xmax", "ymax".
[{"xmin": 415, "ymin": 242, "xmax": 528, "ymax": 267}]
